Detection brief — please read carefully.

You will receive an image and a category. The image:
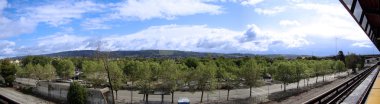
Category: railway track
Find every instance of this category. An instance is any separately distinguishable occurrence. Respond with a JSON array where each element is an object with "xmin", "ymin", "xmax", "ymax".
[{"xmin": 304, "ymin": 63, "xmax": 379, "ymax": 104}]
